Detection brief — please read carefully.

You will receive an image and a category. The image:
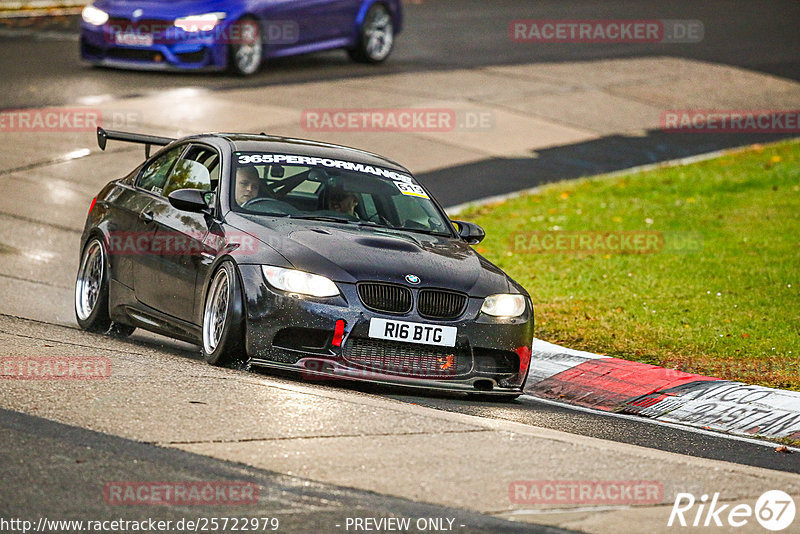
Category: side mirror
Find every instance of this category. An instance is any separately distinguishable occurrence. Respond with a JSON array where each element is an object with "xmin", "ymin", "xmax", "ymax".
[
  {"xmin": 451, "ymin": 220, "xmax": 485, "ymax": 245},
  {"xmin": 168, "ymin": 188, "xmax": 210, "ymax": 213}
]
